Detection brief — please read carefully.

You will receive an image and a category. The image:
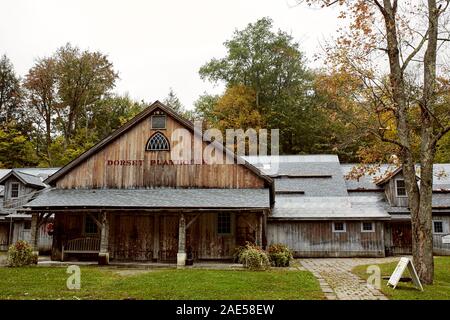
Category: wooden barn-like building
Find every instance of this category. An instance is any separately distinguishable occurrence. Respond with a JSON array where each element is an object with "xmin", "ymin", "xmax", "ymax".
[
  {"xmin": 22, "ymin": 101, "xmax": 450, "ymax": 264},
  {"xmin": 24, "ymin": 101, "xmax": 273, "ymax": 265}
]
